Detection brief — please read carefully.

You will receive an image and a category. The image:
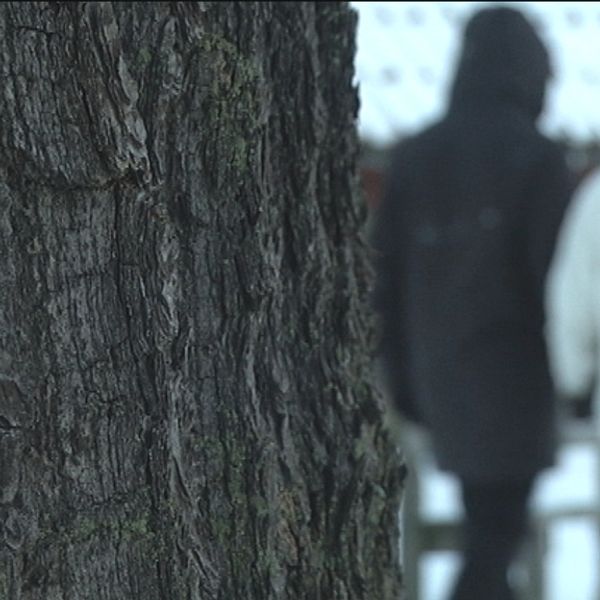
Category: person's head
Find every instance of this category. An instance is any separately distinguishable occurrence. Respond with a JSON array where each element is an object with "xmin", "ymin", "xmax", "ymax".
[{"xmin": 449, "ymin": 7, "xmax": 551, "ymax": 119}]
